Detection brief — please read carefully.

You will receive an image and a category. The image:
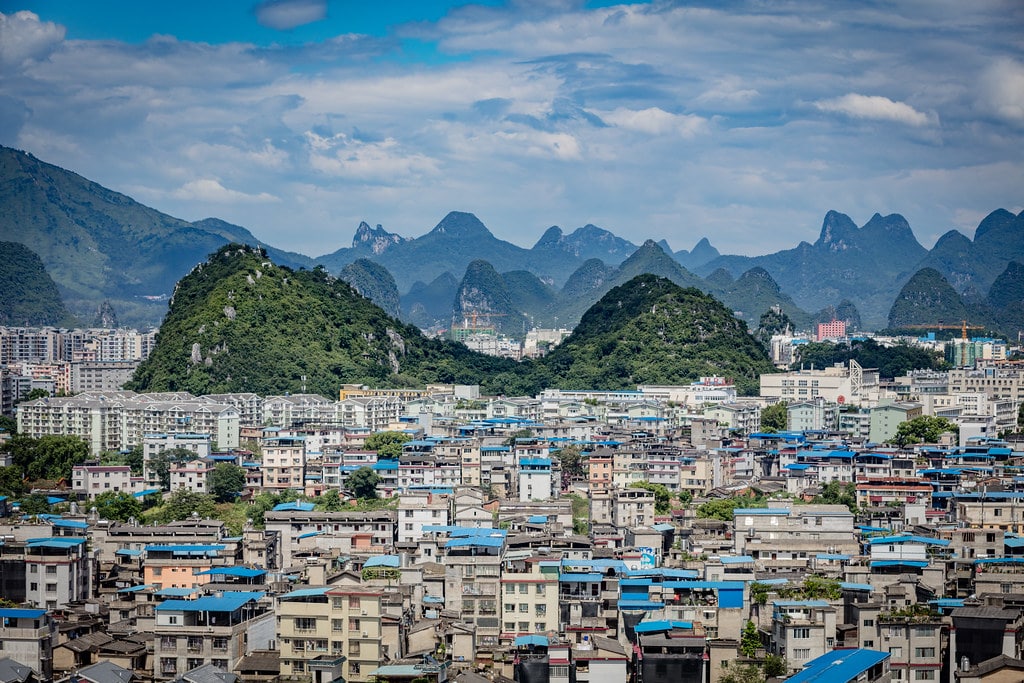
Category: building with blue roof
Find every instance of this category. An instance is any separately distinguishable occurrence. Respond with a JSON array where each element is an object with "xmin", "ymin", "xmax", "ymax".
[
  {"xmin": 25, "ymin": 536, "xmax": 89, "ymax": 608},
  {"xmin": 154, "ymin": 590, "xmax": 274, "ymax": 680},
  {"xmin": 785, "ymin": 648, "xmax": 890, "ymax": 683}
]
